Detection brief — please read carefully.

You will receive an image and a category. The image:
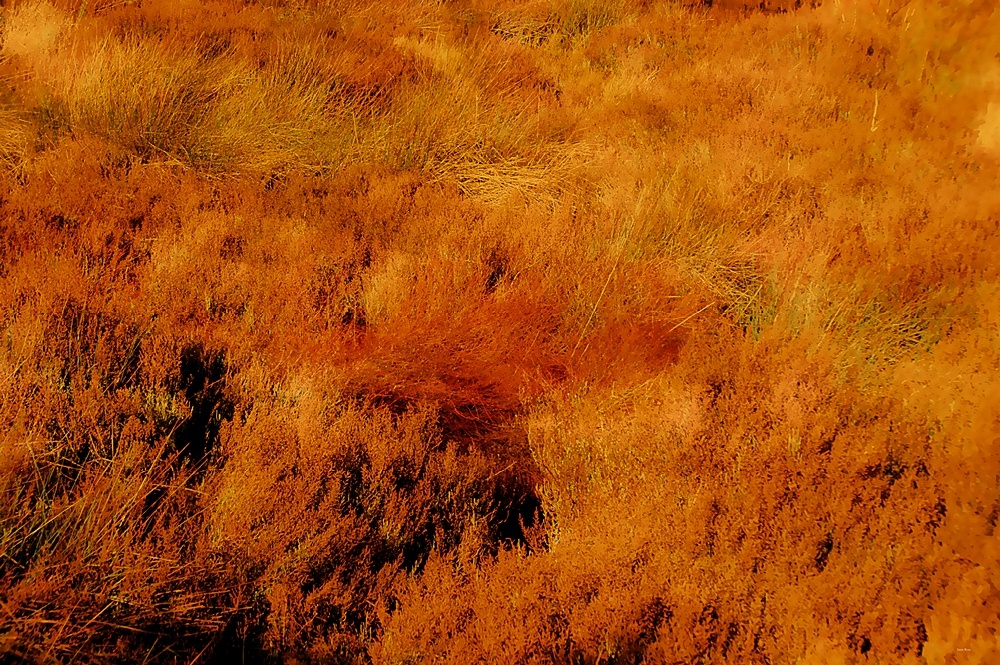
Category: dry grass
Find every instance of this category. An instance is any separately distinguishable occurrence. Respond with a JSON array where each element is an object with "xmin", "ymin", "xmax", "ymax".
[{"xmin": 1, "ymin": 0, "xmax": 998, "ymax": 662}]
